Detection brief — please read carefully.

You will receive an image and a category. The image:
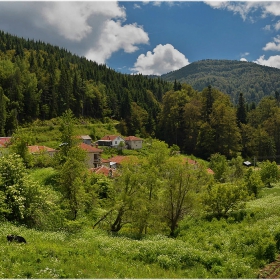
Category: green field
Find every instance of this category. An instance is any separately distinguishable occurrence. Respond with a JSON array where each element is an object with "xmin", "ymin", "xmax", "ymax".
[{"xmin": 1, "ymin": 184, "xmax": 280, "ymax": 278}]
